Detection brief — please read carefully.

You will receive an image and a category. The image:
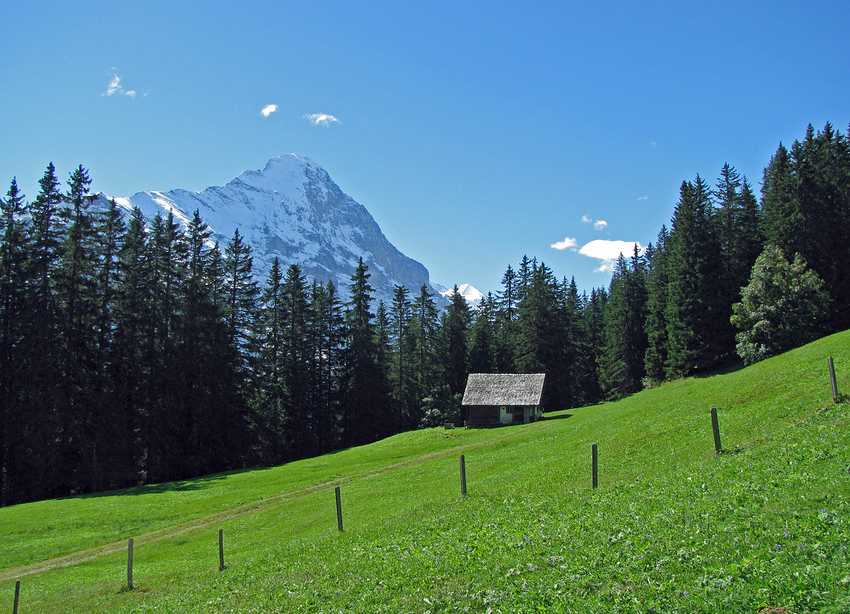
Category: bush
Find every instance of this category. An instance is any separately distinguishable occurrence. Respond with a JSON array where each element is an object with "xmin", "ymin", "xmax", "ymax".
[{"xmin": 731, "ymin": 246, "xmax": 831, "ymax": 364}]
